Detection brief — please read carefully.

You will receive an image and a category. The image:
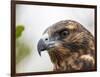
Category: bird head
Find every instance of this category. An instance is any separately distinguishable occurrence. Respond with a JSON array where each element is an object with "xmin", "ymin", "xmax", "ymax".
[{"xmin": 37, "ymin": 20, "xmax": 93, "ymax": 56}]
